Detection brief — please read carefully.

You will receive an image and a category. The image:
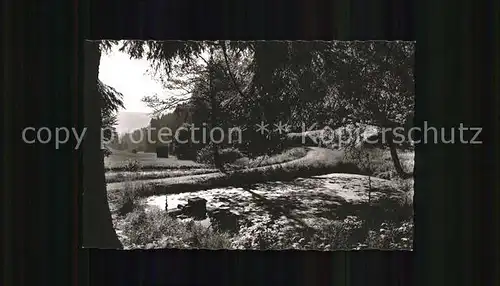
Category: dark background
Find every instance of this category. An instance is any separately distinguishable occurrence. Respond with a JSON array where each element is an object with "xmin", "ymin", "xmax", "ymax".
[{"xmin": 2, "ymin": 0, "xmax": 498, "ymax": 285}]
